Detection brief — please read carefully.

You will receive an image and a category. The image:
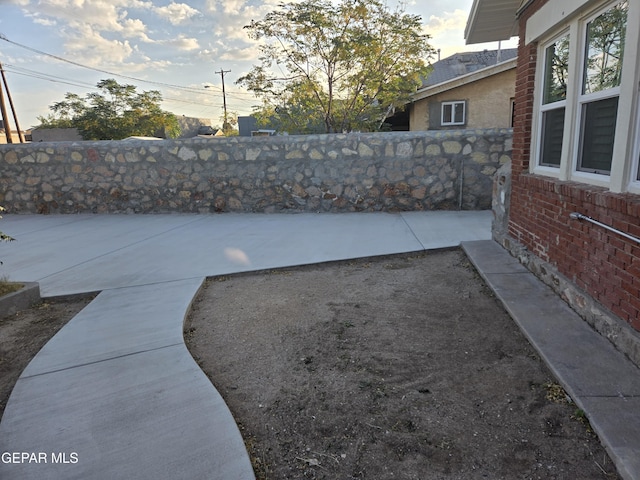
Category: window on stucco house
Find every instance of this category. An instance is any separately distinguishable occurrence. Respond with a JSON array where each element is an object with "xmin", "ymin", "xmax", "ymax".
[
  {"xmin": 441, "ymin": 101, "xmax": 466, "ymax": 126},
  {"xmin": 531, "ymin": 0, "xmax": 640, "ymax": 194},
  {"xmin": 428, "ymin": 100, "xmax": 468, "ymax": 129}
]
